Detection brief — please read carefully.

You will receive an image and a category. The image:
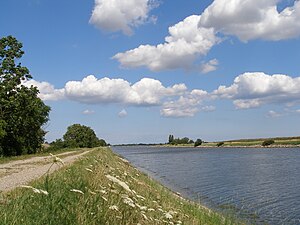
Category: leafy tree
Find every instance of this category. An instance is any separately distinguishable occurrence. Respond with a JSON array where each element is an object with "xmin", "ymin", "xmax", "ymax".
[
  {"xmin": 262, "ymin": 139, "xmax": 275, "ymax": 146},
  {"xmin": 217, "ymin": 142, "xmax": 224, "ymax": 147},
  {"xmin": 0, "ymin": 36, "xmax": 50, "ymax": 156},
  {"xmin": 168, "ymin": 134, "xmax": 174, "ymax": 144},
  {"xmin": 63, "ymin": 124, "xmax": 104, "ymax": 148},
  {"xmin": 194, "ymin": 139, "xmax": 203, "ymax": 147}
]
